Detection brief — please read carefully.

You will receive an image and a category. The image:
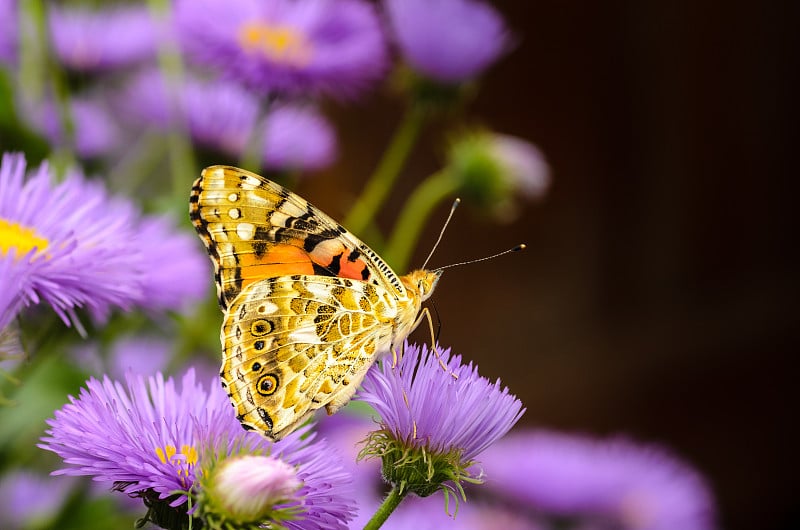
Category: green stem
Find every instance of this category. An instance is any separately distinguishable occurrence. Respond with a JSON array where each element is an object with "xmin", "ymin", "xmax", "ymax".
[
  {"xmin": 383, "ymin": 171, "xmax": 458, "ymax": 272},
  {"xmin": 343, "ymin": 104, "xmax": 426, "ymax": 235},
  {"xmin": 147, "ymin": 0, "xmax": 196, "ymax": 200},
  {"xmin": 363, "ymin": 485, "xmax": 408, "ymax": 530}
]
